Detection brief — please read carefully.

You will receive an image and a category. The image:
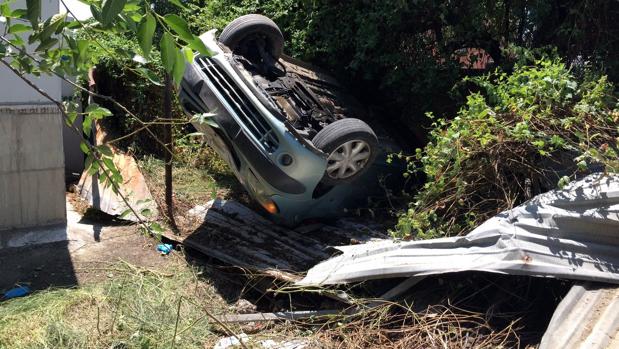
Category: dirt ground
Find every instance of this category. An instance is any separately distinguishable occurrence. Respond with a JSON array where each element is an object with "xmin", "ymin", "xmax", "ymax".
[{"xmin": 0, "ymin": 196, "xmax": 170, "ymax": 293}]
